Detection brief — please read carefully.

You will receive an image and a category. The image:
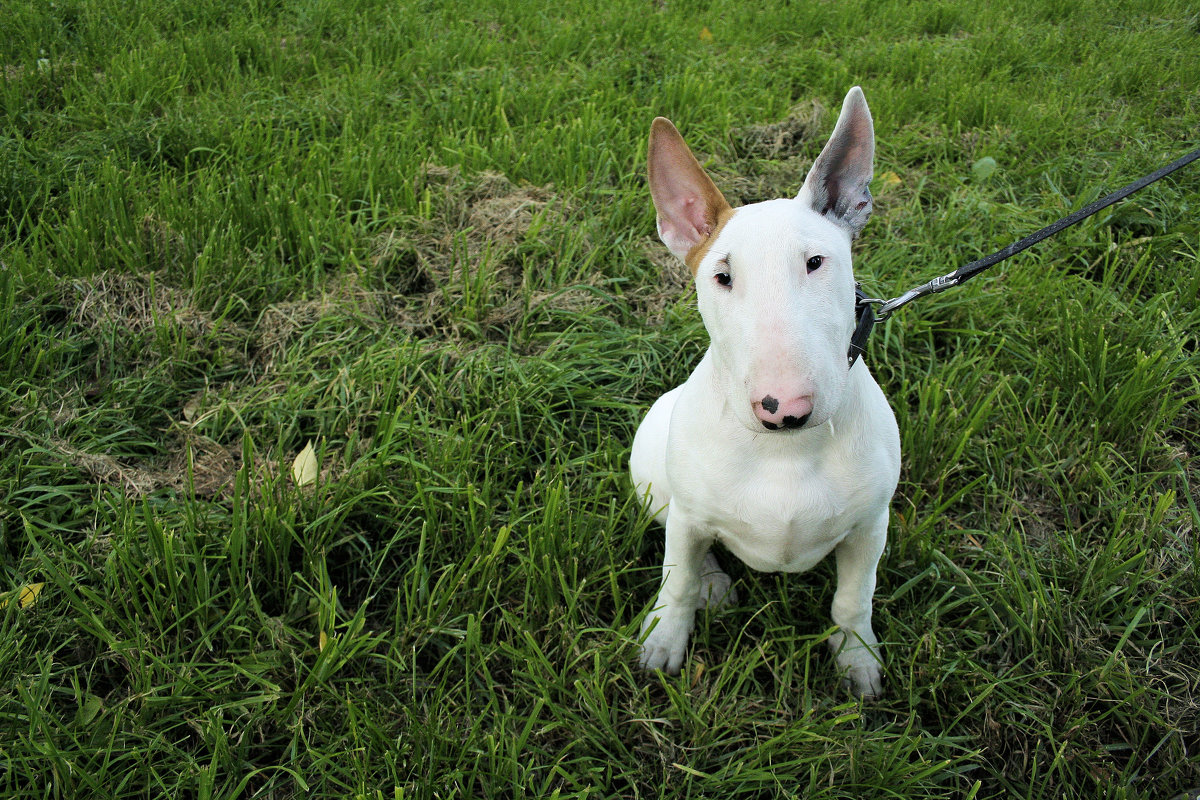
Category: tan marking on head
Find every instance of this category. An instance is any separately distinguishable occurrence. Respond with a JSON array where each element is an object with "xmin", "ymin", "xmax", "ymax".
[{"xmin": 684, "ymin": 205, "xmax": 737, "ymax": 274}]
